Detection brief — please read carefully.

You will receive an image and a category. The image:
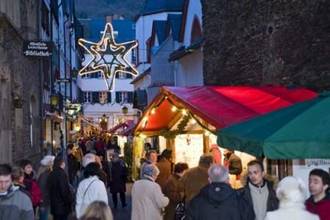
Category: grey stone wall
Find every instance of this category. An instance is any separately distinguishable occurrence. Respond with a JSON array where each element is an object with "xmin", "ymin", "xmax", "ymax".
[
  {"xmin": 202, "ymin": 0, "xmax": 330, "ymax": 92},
  {"xmin": 0, "ymin": 0, "xmax": 42, "ymax": 164}
]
